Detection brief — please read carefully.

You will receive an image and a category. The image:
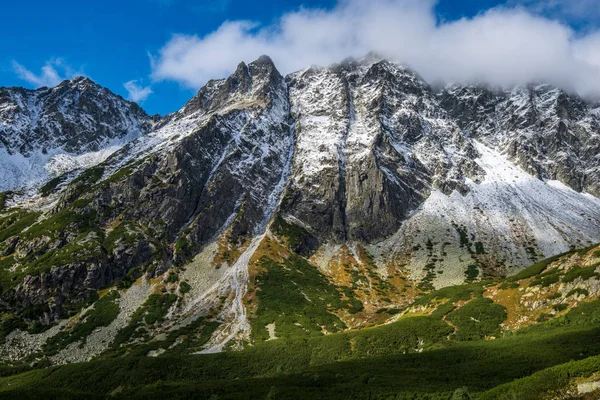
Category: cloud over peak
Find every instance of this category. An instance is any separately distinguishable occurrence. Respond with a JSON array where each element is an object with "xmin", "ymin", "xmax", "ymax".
[
  {"xmin": 150, "ymin": 0, "xmax": 600, "ymax": 97},
  {"xmin": 12, "ymin": 58, "xmax": 82, "ymax": 88},
  {"xmin": 123, "ymin": 80, "xmax": 153, "ymax": 103}
]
